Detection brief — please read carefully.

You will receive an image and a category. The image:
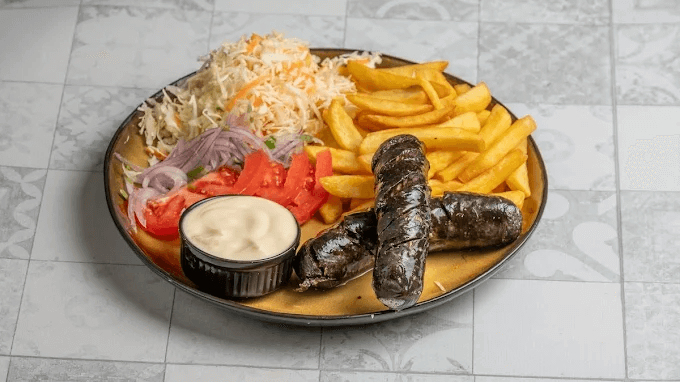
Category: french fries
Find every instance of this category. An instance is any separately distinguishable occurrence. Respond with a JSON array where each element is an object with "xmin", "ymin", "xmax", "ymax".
[
  {"xmin": 311, "ymin": 59, "xmax": 537, "ymax": 225},
  {"xmin": 319, "ymin": 175, "xmax": 375, "ymax": 199}
]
